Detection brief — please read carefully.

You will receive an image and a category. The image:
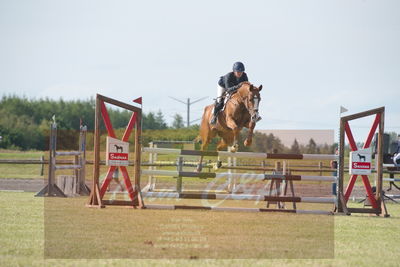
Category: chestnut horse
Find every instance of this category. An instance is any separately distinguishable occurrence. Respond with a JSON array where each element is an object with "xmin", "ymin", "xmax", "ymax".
[{"xmin": 196, "ymin": 82, "xmax": 262, "ymax": 171}]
